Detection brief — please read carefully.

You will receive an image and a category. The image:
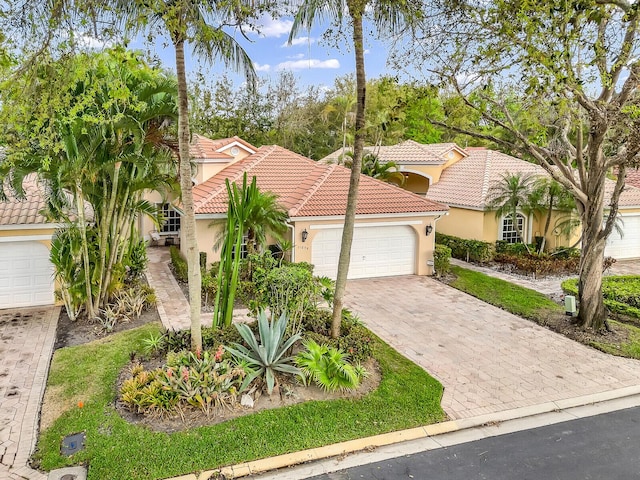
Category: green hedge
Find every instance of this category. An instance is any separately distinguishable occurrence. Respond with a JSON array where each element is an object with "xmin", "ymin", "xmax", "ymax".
[
  {"xmin": 562, "ymin": 275, "xmax": 640, "ymax": 319},
  {"xmin": 435, "ymin": 232, "xmax": 495, "ymax": 263},
  {"xmin": 169, "ymin": 245, "xmax": 188, "ymax": 283},
  {"xmin": 433, "ymin": 244, "xmax": 452, "ymax": 277}
]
